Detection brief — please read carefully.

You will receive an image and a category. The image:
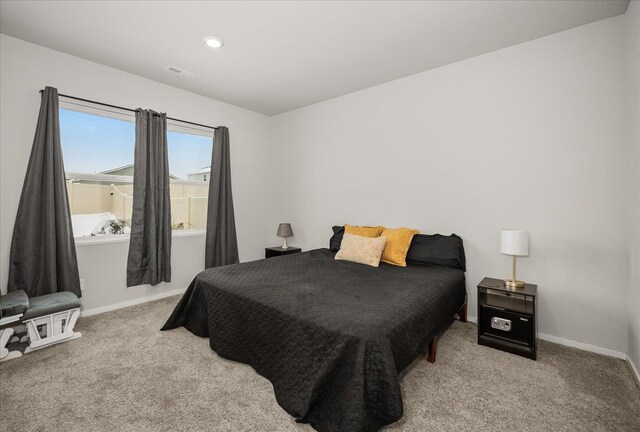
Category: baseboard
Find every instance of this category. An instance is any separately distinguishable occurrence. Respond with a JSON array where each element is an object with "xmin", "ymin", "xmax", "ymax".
[
  {"xmin": 536, "ymin": 333, "xmax": 627, "ymax": 359},
  {"xmin": 627, "ymin": 354, "xmax": 640, "ymax": 389},
  {"xmin": 464, "ymin": 315, "xmax": 627, "ymax": 360},
  {"xmin": 80, "ymin": 287, "xmax": 187, "ymax": 317}
]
